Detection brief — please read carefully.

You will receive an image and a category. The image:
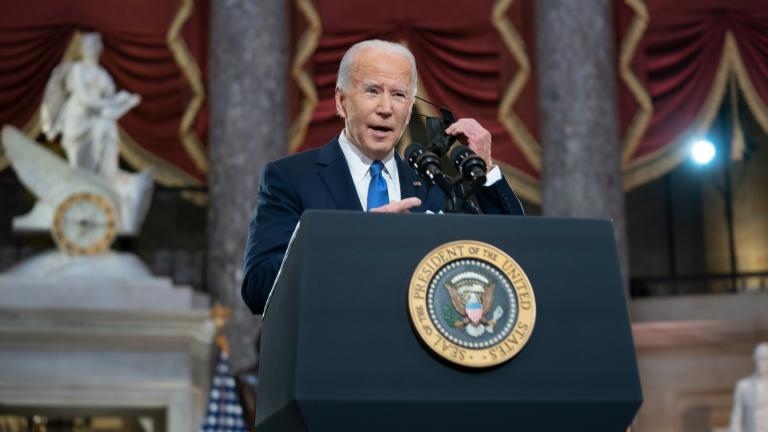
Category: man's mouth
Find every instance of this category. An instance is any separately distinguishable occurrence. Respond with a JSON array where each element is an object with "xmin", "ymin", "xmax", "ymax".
[{"xmin": 369, "ymin": 125, "xmax": 393, "ymax": 134}]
